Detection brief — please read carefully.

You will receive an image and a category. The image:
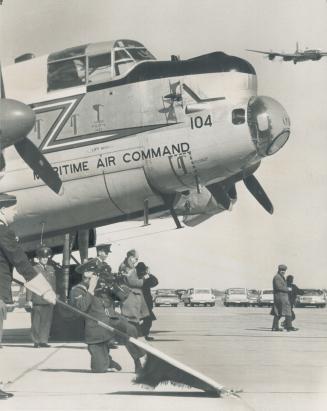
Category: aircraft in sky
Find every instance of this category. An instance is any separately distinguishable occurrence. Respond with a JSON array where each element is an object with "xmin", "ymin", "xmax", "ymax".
[
  {"xmin": 0, "ymin": 39, "xmax": 291, "ymax": 283},
  {"xmin": 247, "ymin": 42, "xmax": 327, "ymax": 64}
]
